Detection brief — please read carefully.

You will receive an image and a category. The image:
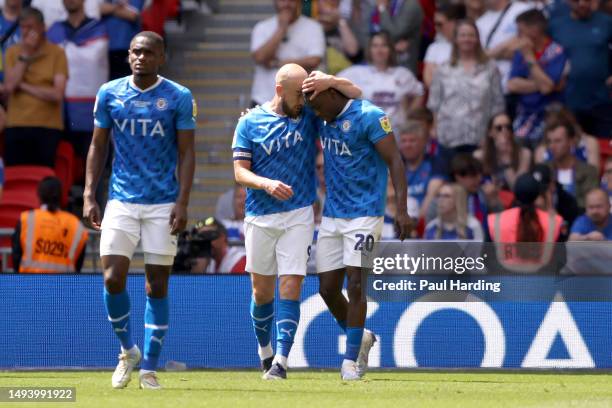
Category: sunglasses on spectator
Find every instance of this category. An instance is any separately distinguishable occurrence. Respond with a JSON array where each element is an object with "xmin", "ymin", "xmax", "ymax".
[
  {"xmin": 605, "ymin": 168, "xmax": 612, "ymax": 174},
  {"xmin": 493, "ymin": 124, "xmax": 512, "ymax": 132}
]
